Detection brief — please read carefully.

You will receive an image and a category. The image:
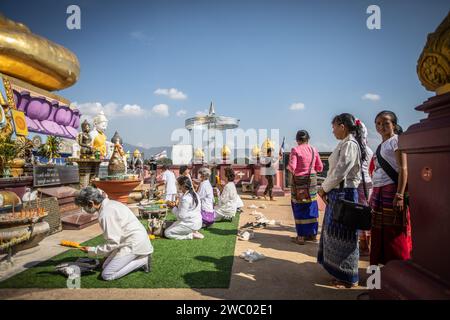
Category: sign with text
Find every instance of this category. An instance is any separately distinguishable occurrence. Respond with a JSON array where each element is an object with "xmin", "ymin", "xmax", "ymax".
[{"xmin": 33, "ymin": 165, "xmax": 79, "ymax": 187}]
